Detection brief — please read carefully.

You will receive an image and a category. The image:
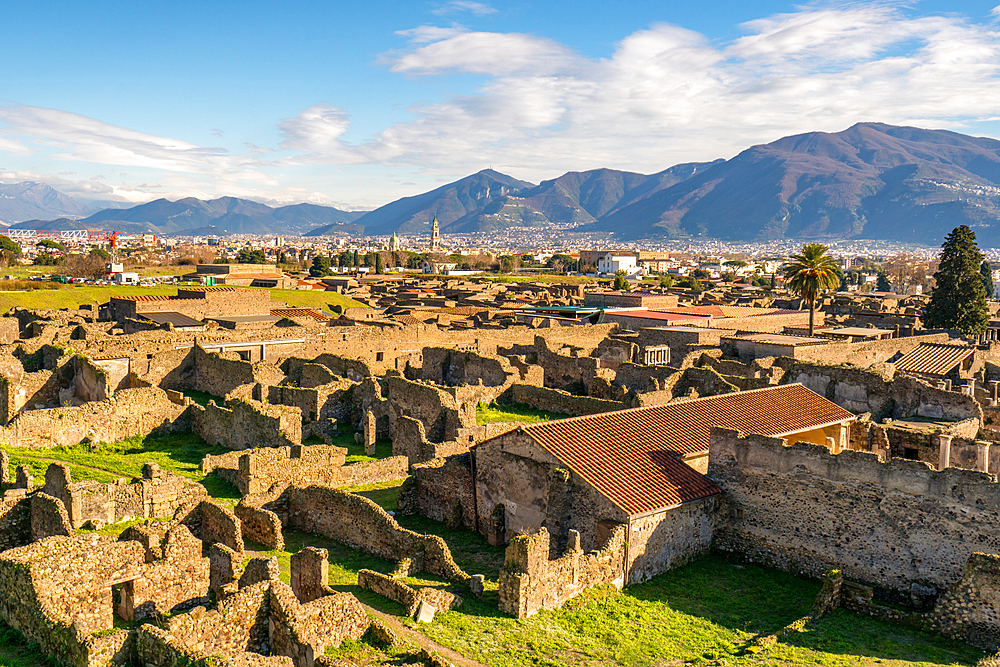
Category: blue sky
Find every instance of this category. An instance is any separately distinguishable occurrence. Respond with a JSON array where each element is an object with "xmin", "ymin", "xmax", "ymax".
[{"xmin": 2, "ymin": 0, "xmax": 1000, "ymax": 209}]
